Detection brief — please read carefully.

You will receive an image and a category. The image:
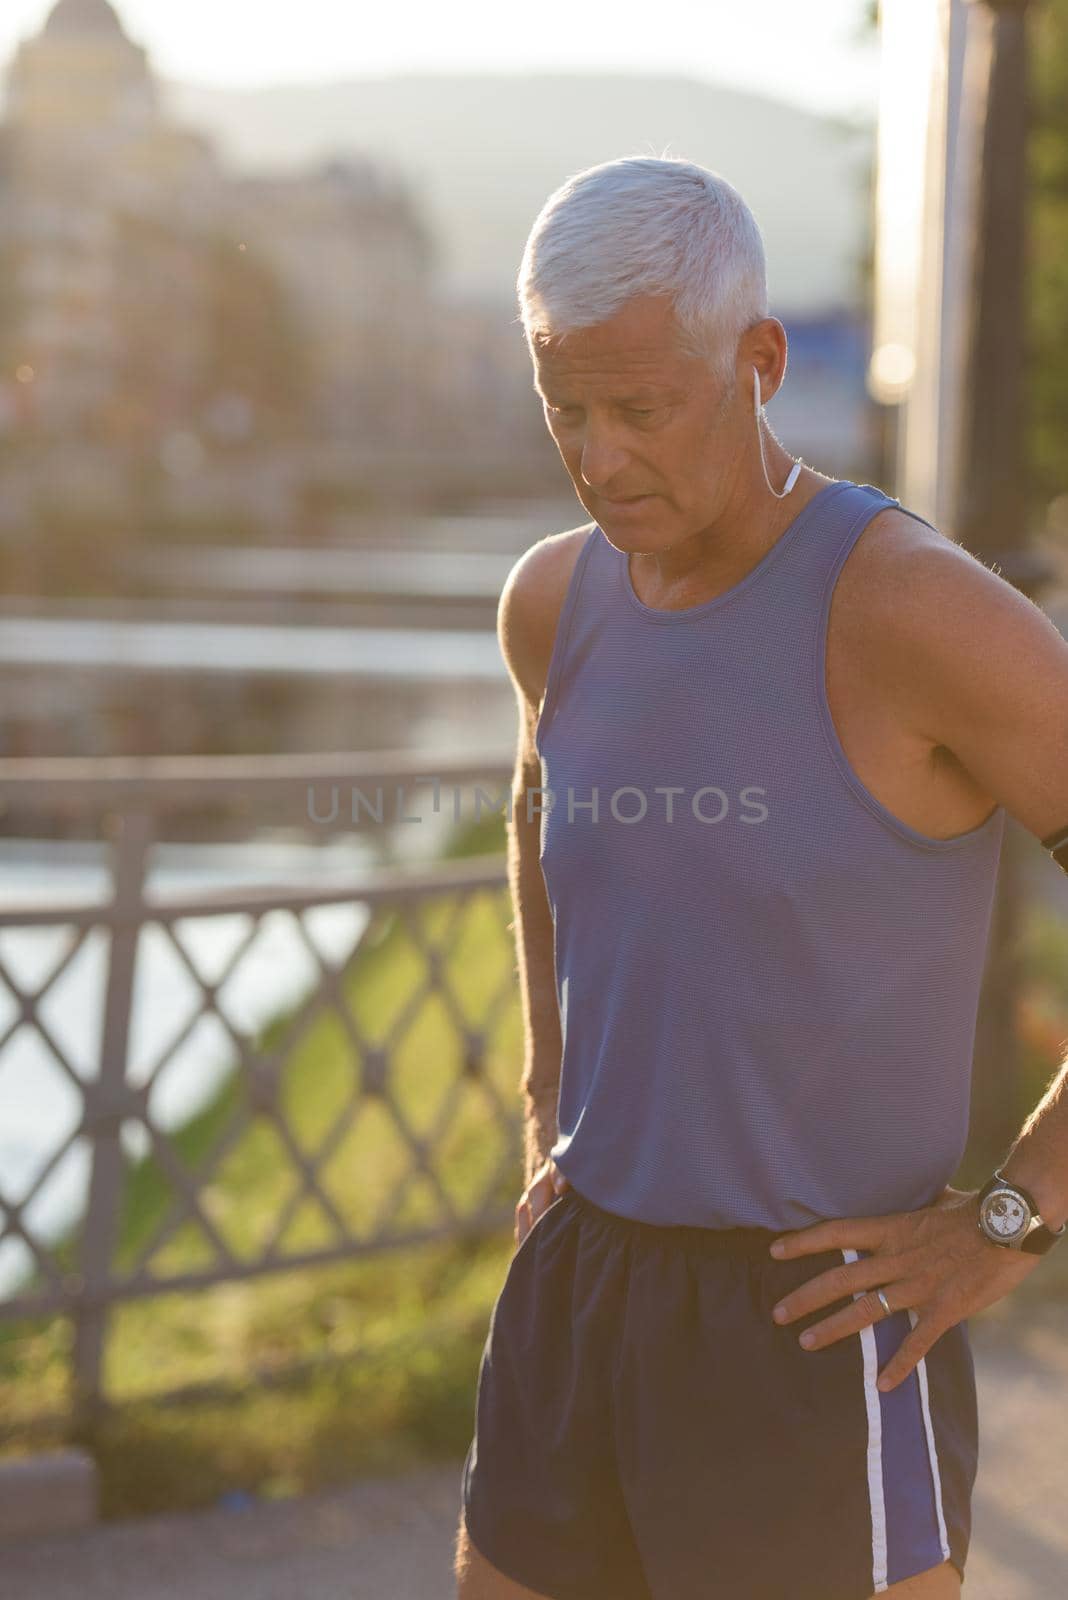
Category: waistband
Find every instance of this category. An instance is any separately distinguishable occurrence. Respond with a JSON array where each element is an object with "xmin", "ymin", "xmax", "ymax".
[{"xmin": 563, "ymin": 1184, "xmax": 786, "ymax": 1257}]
